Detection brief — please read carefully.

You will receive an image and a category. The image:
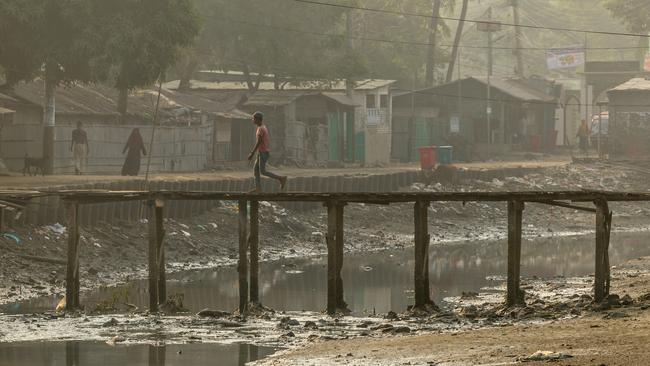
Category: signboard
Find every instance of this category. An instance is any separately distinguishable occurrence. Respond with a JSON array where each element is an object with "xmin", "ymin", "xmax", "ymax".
[
  {"xmin": 546, "ymin": 47, "xmax": 585, "ymax": 70},
  {"xmin": 450, "ymin": 116, "xmax": 460, "ymax": 133}
]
